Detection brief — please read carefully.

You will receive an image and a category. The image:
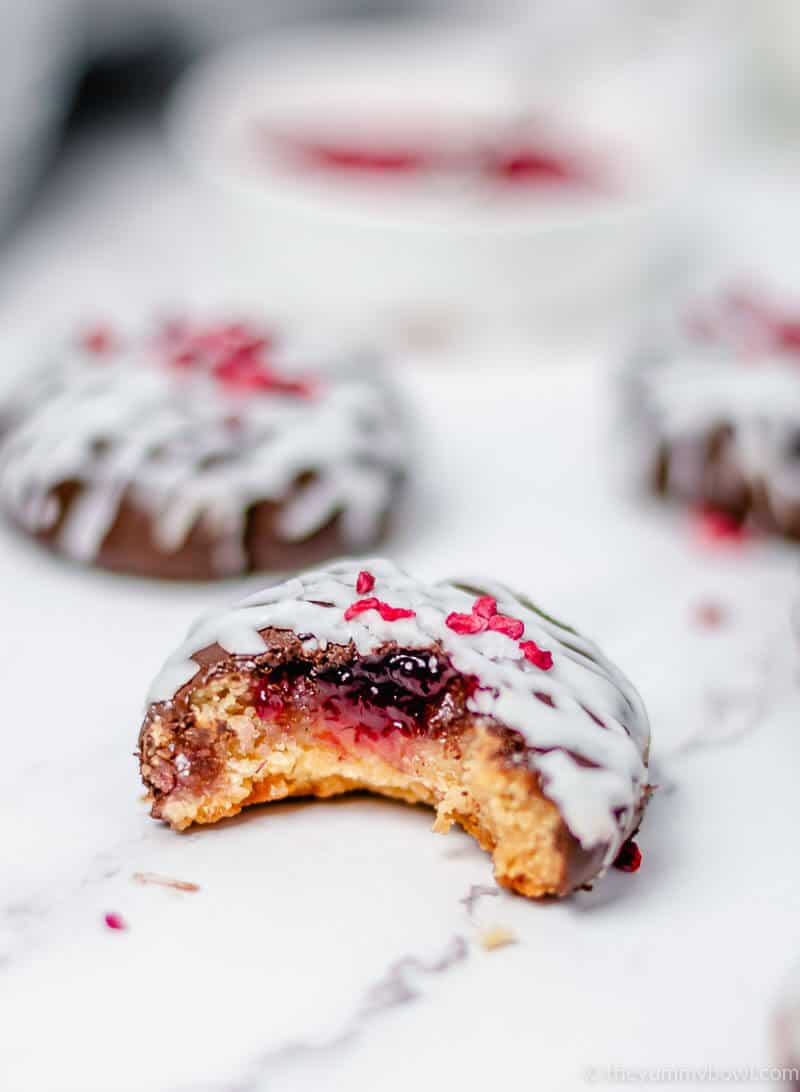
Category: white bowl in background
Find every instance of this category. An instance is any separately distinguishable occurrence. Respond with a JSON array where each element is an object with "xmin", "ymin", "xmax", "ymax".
[
  {"xmin": 0, "ymin": 4, "xmax": 82, "ymax": 236},
  {"xmin": 167, "ymin": 22, "xmax": 729, "ymax": 350}
]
